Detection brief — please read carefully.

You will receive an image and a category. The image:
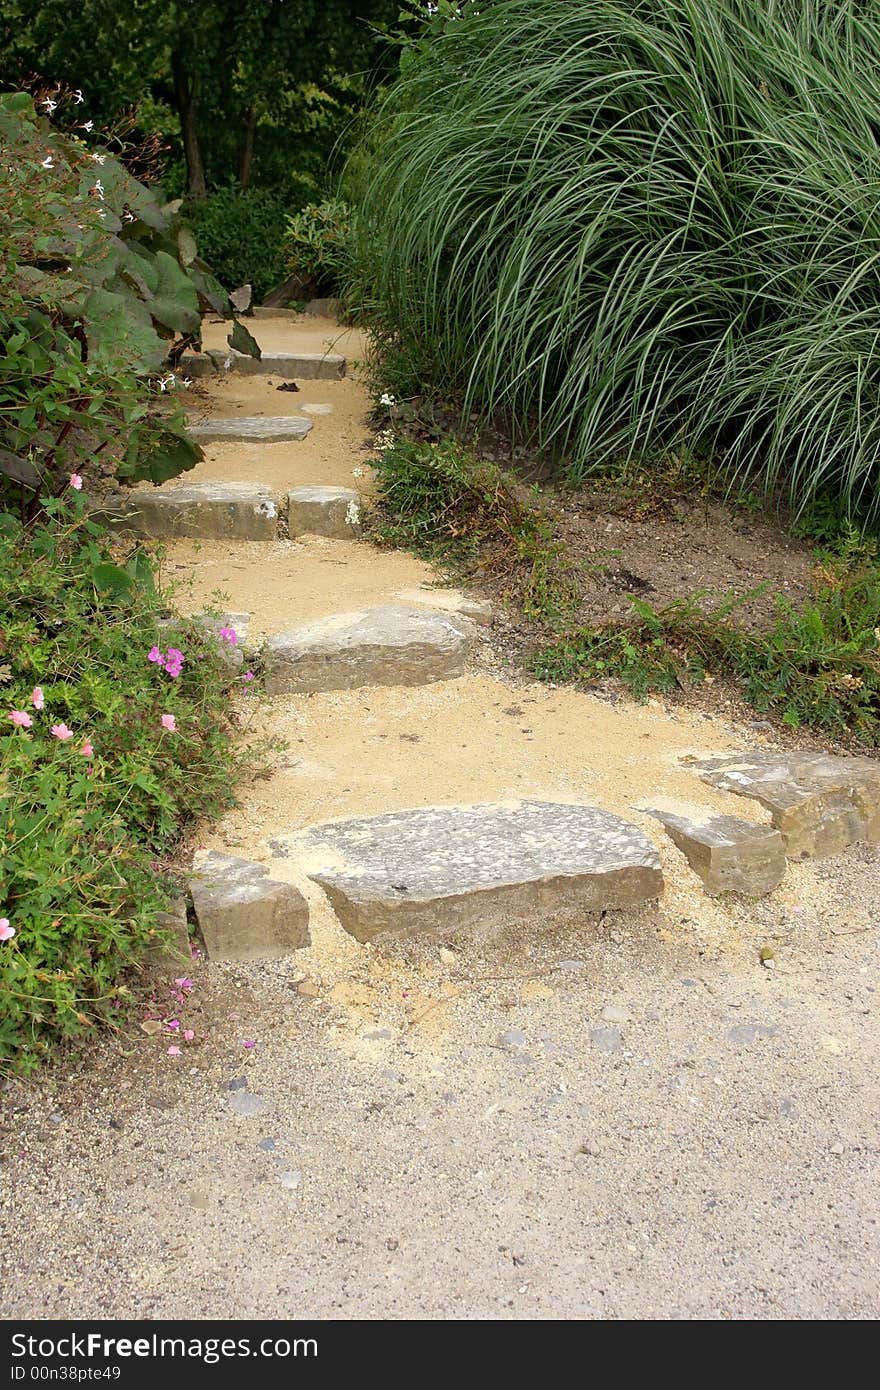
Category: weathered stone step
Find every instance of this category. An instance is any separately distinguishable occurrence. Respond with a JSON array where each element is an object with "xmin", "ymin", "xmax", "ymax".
[
  {"xmin": 288, "ymin": 486, "xmax": 361, "ymax": 538},
  {"xmin": 691, "ymin": 751, "xmax": 880, "ymax": 858},
  {"xmin": 207, "ymin": 348, "xmax": 346, "ymax": 380},
  {"xmin": 97, "ymin": 482, "xmax": 278, "ymax": 540},
  {"xmin": 189, "ymin": 416, "xmax": 312, "ymax": 444},
  {"xmin": 264, "ymin": 604, "xmax": 471, "ymax": 694},
  {"xmin": 189, "ymin": 852, "xmax": 310, "ymax": 960},
  {"xmin": 280, "ymin": 800, "xmax": 663, "ymax": 941},
  {"xmin": 649, "ymin": 809, "xmax": 785, "ymax": 895}
]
